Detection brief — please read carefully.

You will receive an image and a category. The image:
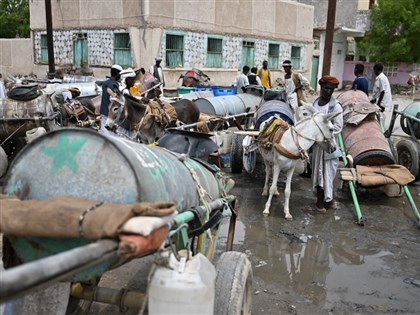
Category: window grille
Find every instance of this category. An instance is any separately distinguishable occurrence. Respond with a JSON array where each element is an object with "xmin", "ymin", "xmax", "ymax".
[
  {"xmin": 166, "ymin": 34, "xmax": 184, "ymax": 68},
  {"xmin": 291, "ymin": 46, "xmax": 301, "ymax": 69},
  {"xmin": 207, "ymin": 37, "xmax": 223, "ymax": 68},
  {"xmin": 40, "ymin": 34, "xmax": 48, "ymax": 63},
  {"xmin": 241, "ymin": 41, "xmax": 255, "ymax": 69},
  {"xmin": 383, "ymin": 63, "xmax": 398, "ymax": 77},
  {"xmin": 268, "ymin": 44, "xmax": 279, "ymax": 69},
  {"xmin": 114, "ymin": 33, "xmax": 132, "ymax": 67}
]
